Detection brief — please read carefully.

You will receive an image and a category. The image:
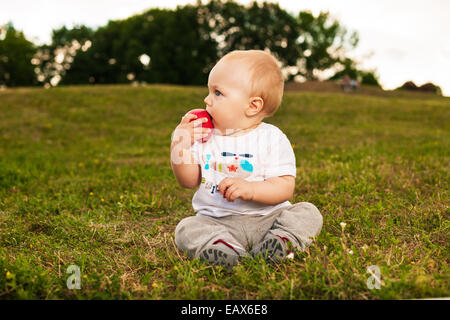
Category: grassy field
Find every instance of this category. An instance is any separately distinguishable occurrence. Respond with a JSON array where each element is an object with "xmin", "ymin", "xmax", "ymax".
[{"xmin": 0, "ymin": 84, "xmax": 448, "ymax": 299}]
